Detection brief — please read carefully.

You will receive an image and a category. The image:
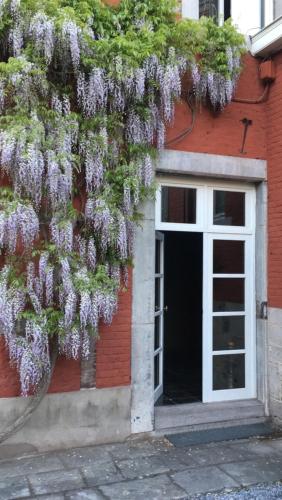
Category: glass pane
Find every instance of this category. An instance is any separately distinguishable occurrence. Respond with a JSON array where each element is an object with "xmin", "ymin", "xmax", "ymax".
[
  {"xmin": 155, "ymin": 278, "xmax": 161, "ymax": 311},
  {"xmin": 199, "ymin": 0, "xmax": 218, "ymax": 18},
  {"xmin": 213, "ymin": 278, "xmax": 244, "ymax": 312},
  {"xmin": 155, "ymin": 238, "xmax": 161, "ymax": 274},
  {"xmin": 161, "ymin": 186, "xmax": 196, "ymax": 224},
  {"xmin": 154, "ymin": 354, "xmax": 160, "ymax": 389},
  {"xmin": 213, "ymin": 191, "xmax": 245, "ymax": 226},
  {"xmin": 213, "ymin": 316, "xmax": 245, "ymax": 351},
  {"xmin": 155, "ymin": 315, "xmax": 160, "ymax": 351},
  {"xmin": 213, "ymin": 240, "xmax": 245, "ymax": 274},
  {"xmin": 213, "ymin": 354, "xmax": 245, "ymax": 390}
]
